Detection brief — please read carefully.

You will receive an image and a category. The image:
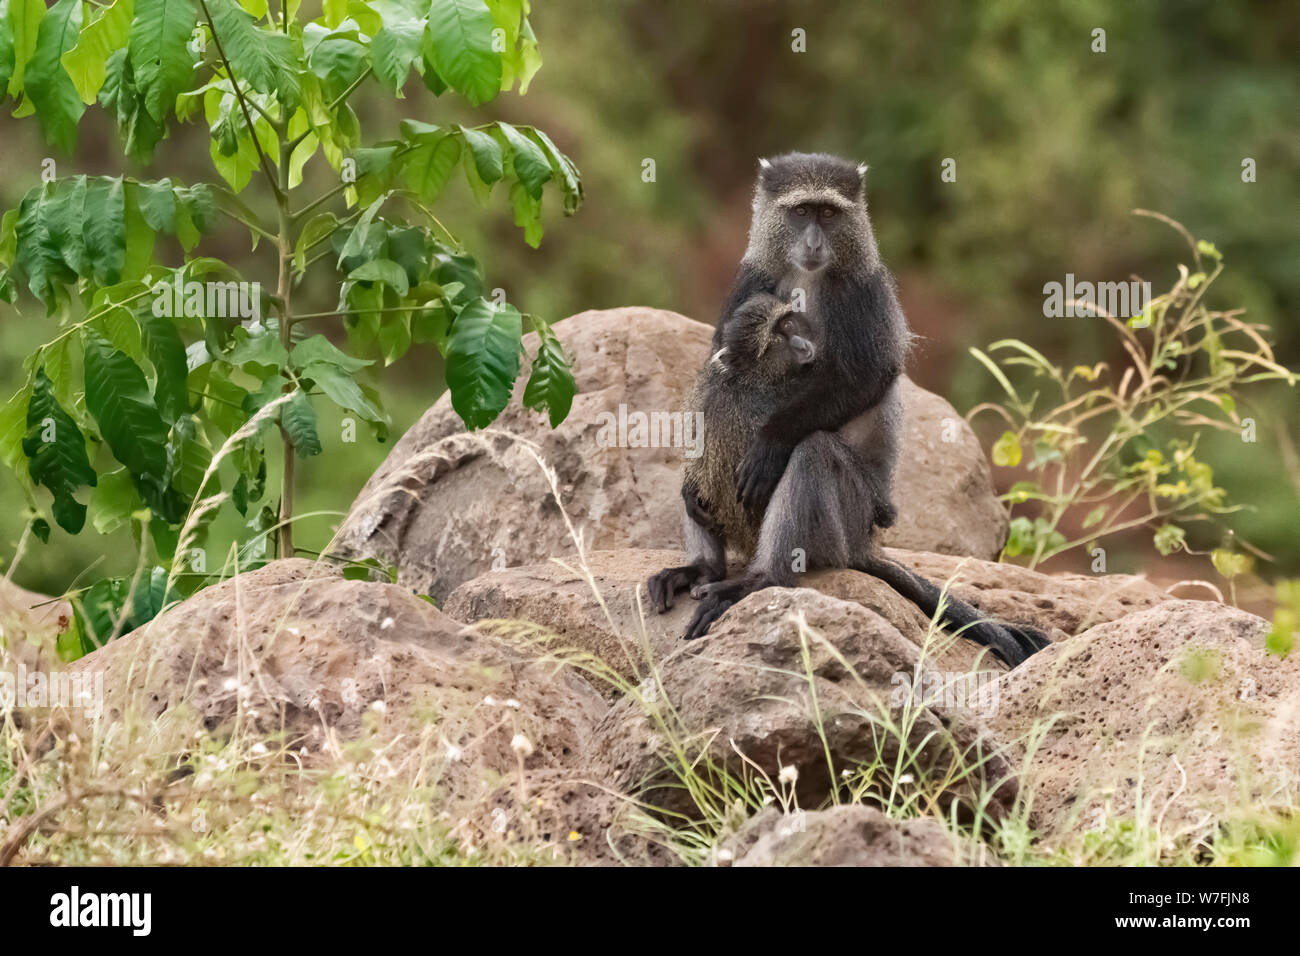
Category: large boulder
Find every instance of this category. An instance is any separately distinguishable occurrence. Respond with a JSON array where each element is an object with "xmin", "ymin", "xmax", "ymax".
[
  {"xmin": 715, "ymin": 805, "xmax": 995, "ymax": 866},
  {"xmin": 62, "ymin": 560, "xmax": 608, "ymax": 811},
  {"xmin": 588, "ymin": 587, "xmax": 1017, "ymax": 820},
  {"xmin": 333, "ymin": 308, "xmax": 1010, "ymax": 601},
  {"xmin": 989, "ymin": 600, "xmax": 1300, "ymax": 842},
  {"xmin": 444, "ymin": 547, "xmax": 1171, "ymax": 690}
]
